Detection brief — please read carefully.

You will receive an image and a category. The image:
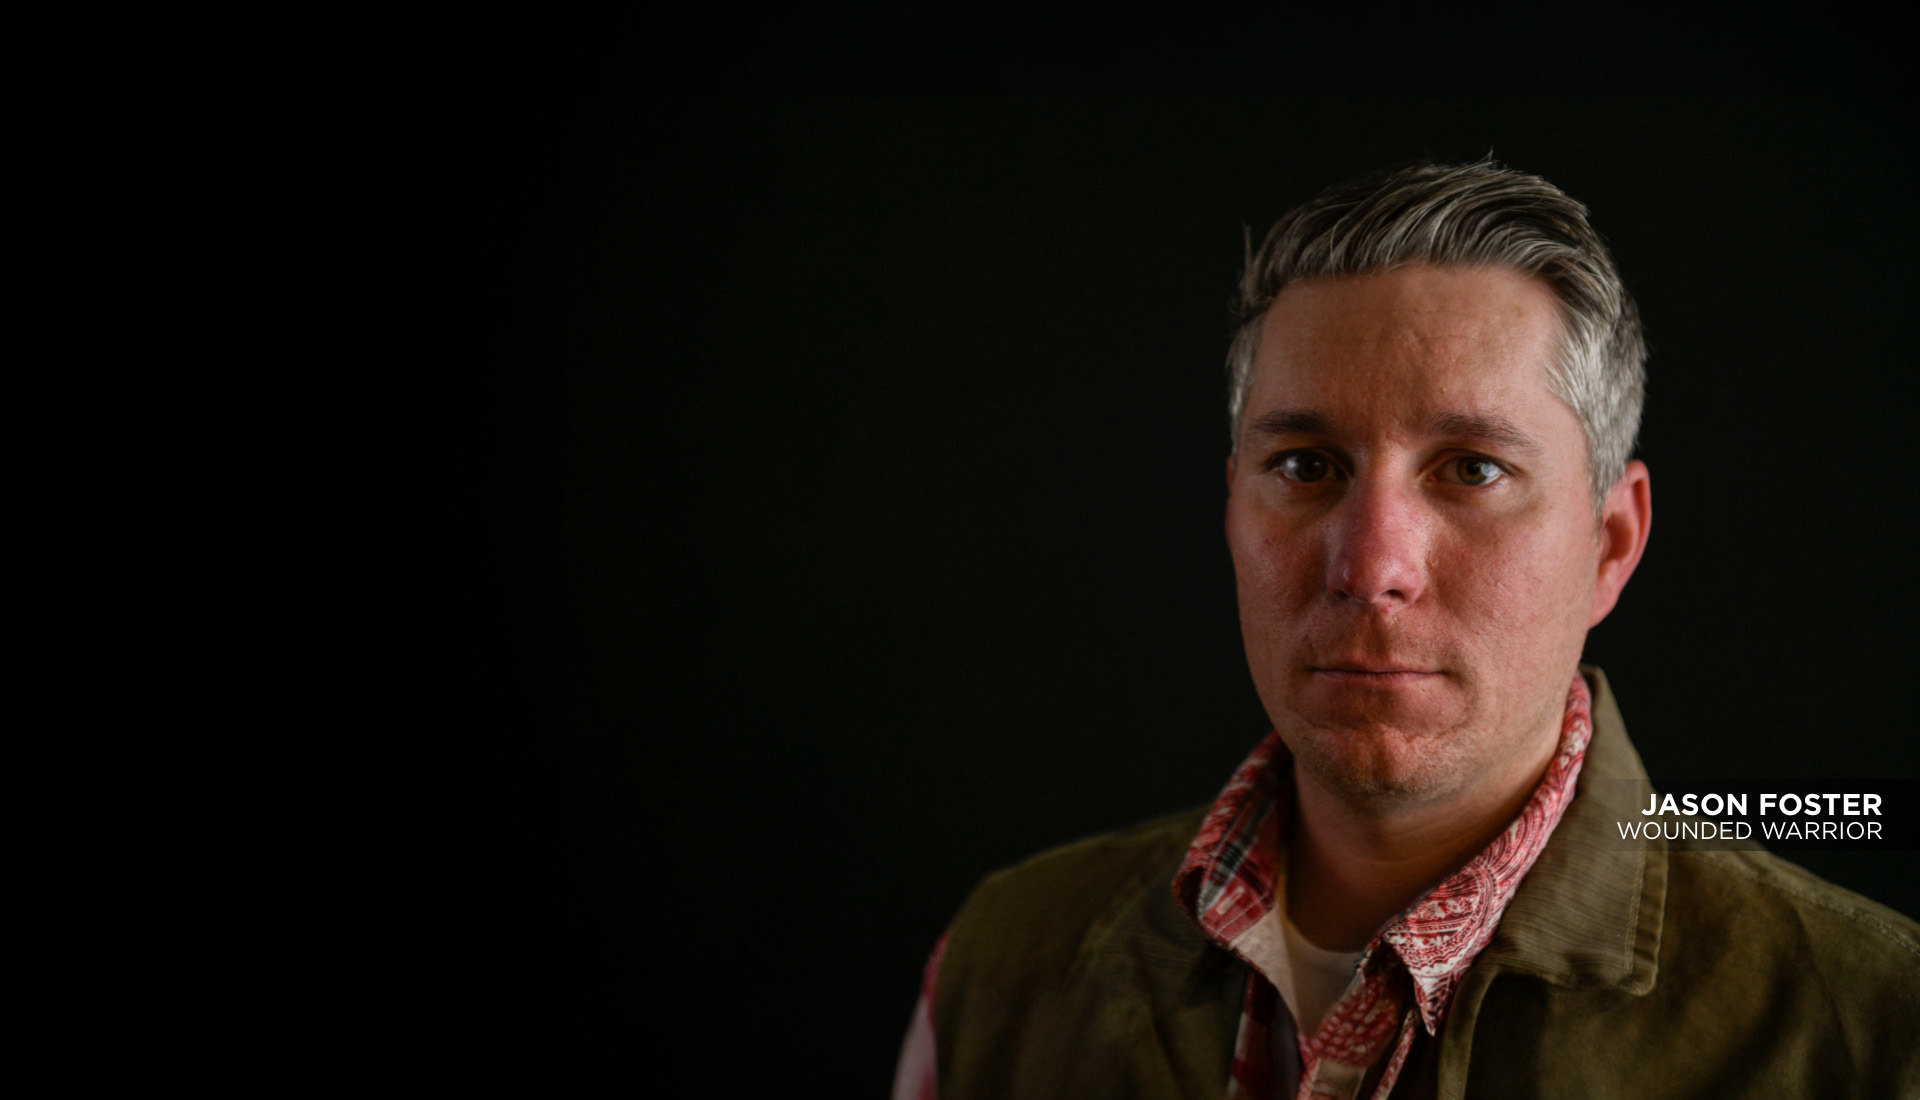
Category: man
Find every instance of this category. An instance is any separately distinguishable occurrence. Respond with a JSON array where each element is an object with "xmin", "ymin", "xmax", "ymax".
[{"xmin": 893, "ymin": 161, "xmax": 1919, "ymax": 1099}]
